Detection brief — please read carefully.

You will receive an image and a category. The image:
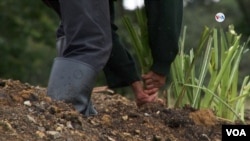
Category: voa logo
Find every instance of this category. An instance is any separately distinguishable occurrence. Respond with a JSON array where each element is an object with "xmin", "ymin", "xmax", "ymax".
[
  {"xmin": 215, "ymin": 12, "xmax": 225, "ymax": 22},
  {"xmin": 226, "ymin": 129, "xmax": 246, "ymax": 136}
]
